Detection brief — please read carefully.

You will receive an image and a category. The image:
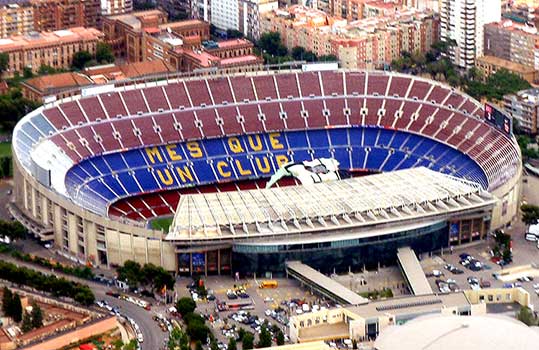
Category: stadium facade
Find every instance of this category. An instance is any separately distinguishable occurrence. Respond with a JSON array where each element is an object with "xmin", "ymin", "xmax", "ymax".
[{"xmin": 11, "ymin": 68, "xmax": 522, "ymax": 275}]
